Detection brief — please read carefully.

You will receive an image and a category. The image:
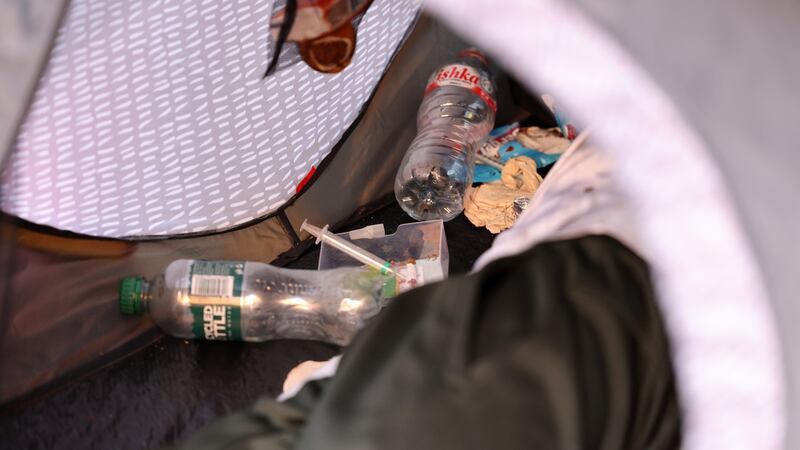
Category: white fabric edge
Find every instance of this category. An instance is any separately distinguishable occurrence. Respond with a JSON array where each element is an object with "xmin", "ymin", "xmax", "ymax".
[
  {"xmin": 424, "ymin": 0, "xmax": 786, "ymax": 448},
  {"xmin": 278, "ymin": 355, "xmax": 342, "ymax": 402}
]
